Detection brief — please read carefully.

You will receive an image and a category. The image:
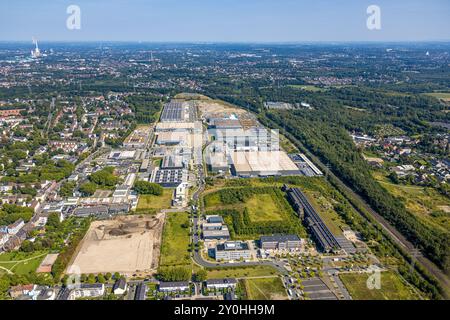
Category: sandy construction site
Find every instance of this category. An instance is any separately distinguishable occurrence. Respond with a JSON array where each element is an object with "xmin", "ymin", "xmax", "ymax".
[{"xmin": 66, "ymin": 214, "xmax": 164, "ymax": 275}]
